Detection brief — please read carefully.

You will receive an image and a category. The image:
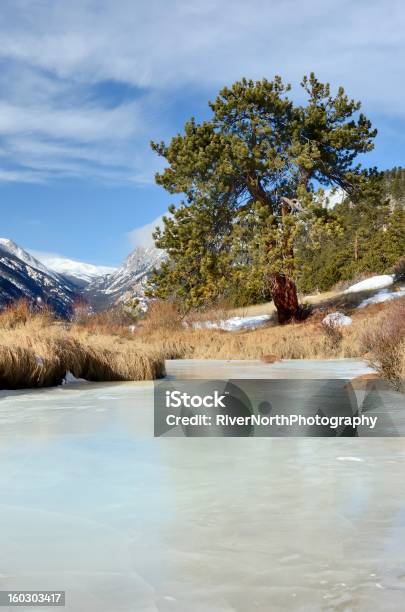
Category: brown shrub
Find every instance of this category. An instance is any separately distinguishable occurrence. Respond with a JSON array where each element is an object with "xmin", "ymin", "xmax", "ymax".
[
  {"xmin": 71, "ymin": 299, "xmax": 91, "ymax": 324},
  {"xmin": 360, "ymin": 298, "xmax": 405, "ymax": 390},
  {"xmin": 73, "ymin": 304, "xmax": 137, "ymax": 336},
  {"xmin": 140, "ymin": 300, "xmax": 183, "ymax": 334},
  {"xmin": 321, "ymin": 320, "xmax": 343, "ymax": 351},
  {"xmin": 0, "ymin": 299, "xmax": 34, "ymax": 329},
  {"xmin": 0, "ymin": 299, "xmax": 55, "ymax": 330}
]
